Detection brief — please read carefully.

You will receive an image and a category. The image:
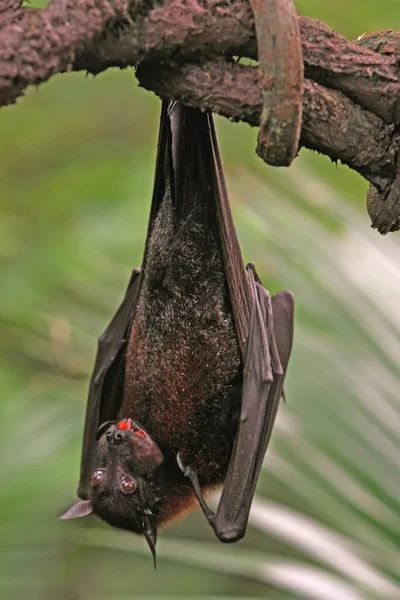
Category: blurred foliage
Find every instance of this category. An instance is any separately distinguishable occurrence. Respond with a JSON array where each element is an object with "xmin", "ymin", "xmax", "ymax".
[{"xmin": 1, "ymin": 3, "xmax": 400, "ymax": 600}]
